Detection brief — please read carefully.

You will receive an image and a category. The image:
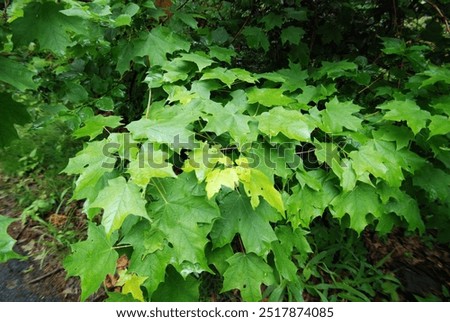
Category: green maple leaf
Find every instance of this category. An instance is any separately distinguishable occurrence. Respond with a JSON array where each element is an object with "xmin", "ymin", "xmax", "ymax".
[
  {"xmin": 420, "ymin": 65, "xmax": 450, "ymax": 87},
  {"xmin": 222, "ymin": 253, "xmax": 275, "ymax": 302},
  {"xmin": 372, "ymin": 125, "xmax": 413, "ymax": 150},
  {"xmin": 377, "ymin": 100, "xmax": 431, "ymax": 135},
  {"xmin": 126, "ymin": 117, "xmax": 195, "ymax": 146},
  {"xmin": 183, "ymin": 142, "xmax": 231, "ymax": 181},
  {"xmin": 95, "ymin": 97, "xmax": 115, "ymax": 111},
  {"xmin": 330, "ymin": 184, "xmax": 383, "ymax": 233},
  {"xmin": 200, "ymin": 67, "xmax": 237, "ymax": 87},
  {"xmin": 121, "ymin": 221, "xmax": 166, "ymax": 257},
  {"xmin": 257, "ymin": 106, "xmax": 315, "ymax": 141},
  {"xmin": 0, "ymin": 93, "xmax": 31, "ymax": 147},
  {"xmin": 201, "ymin": 100, "xmax": 254, "ymax": 145},
  {"xmin": 236, "ymin": 158, "xmax": 285, "ymax": 214},
  {"xmin": 211, "ymin": 192, "xmax": 280, "ymax": 256},
  {"xmin": 261, "ymin": 13, "xmax": 283, "ymax": 30},
  {"xmin": 258, "ymin": 64, "xmax": 308, "ymax": 92},
  {"xmin": 319, "ymin": 97, "xmax": 362, "ymax": 133},
  {"xmin": 349, "ymin": 141, "xmax": 389, "ymax": 183},
  {"xmin": 281, "ymin": 26, "xmax": 305, "ymax": 45},
  {"xmin": 208, "ymin": 46, "xmax": 236, "ymax": 64},
  {"xmin": 115, "ymin": 26, "xmax": 191, "ymax": 74},
  {"xmin": 11, "ymin": 2, "xmax": 88, "ymax": 55},
  {"xmin": 350, "ymin": 140, "xmax": 425, "ymax": 187},
  {"xmin": 90, "ymin": 177, "xmax": 149, "ymax": 235},
  {"xmin": 246, "ymin": 144, "xmax": 298, "ymax": 180},
  {"xmin": 231, "ymin": 68, "xmax": 258, "ymax": 84},
  {"xmin": 275, "ymin": 225, "xmax": 312, "ymax": 254},
  {"xmin": 128, "ymin": 145, "xmax": 176, "ymax": 190},
  {"xmin": 271, "ymin": 241, "xmax": 299, "ymax": 281},
  {"xmin": 428, "ymin": 115, "xmax": 450, "ymax": 138},
  {"xmin": 63, "ymin": 139, "xmax": 117, "ymax": 201},
  {"xmin": 151, "ymin": 266, "xmax": 200, "ymax": 301},
  {"xmin": 179, "ymin": 52, "xmax": 214, "ymax": 72},
  {"xmin": 314, "ymin": 60, "xmax": 357, "ymax": 80},
  {"xmin": 148, "ymin": 174, "xmax": 220, "ymax": 271},
  {"xmin": 74, "ymin": 115, "xmax": 123, "ymax": 141},
  {"xmin": 413, "ymin": 166, "xmax": 450, "ymax": 202},
  {"xmin": 242, "ymin": 27, "xmax": 270, "ymax": 52},
  {"xmin": 64, "ymin": 223, "xmax": 119, "ymax": 301},
  {"xmin": 380, "ymin": 187, "xmax": 425, "ymax": 233},
  {"xmin": 287, "ymin": 178, "xmax": 339, "ymax": 227},
  {"xmin": 117, "ymin": 271, "xmax": 148, "ymax": 302},
  {"xmin": 0, "ymin": 215, "xmax": 25, "ymax": 262},
  {"xmin": 163, "ymin": 85, "xmax": 199, "ymax": 104},
  {"xmin": 0, "ymin": 56, "xmax": 38, "ymax": 91},
  {"xmin": 247, "ymin": 88, "xmax": 295, "ymax": 107},
  {"xmin": 128, "ymin": 244, "xmax": 173, "ymax": 298},
  {"xmin": 205, "ymin": 168, "xmax": 239, "ymax": 199}
]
